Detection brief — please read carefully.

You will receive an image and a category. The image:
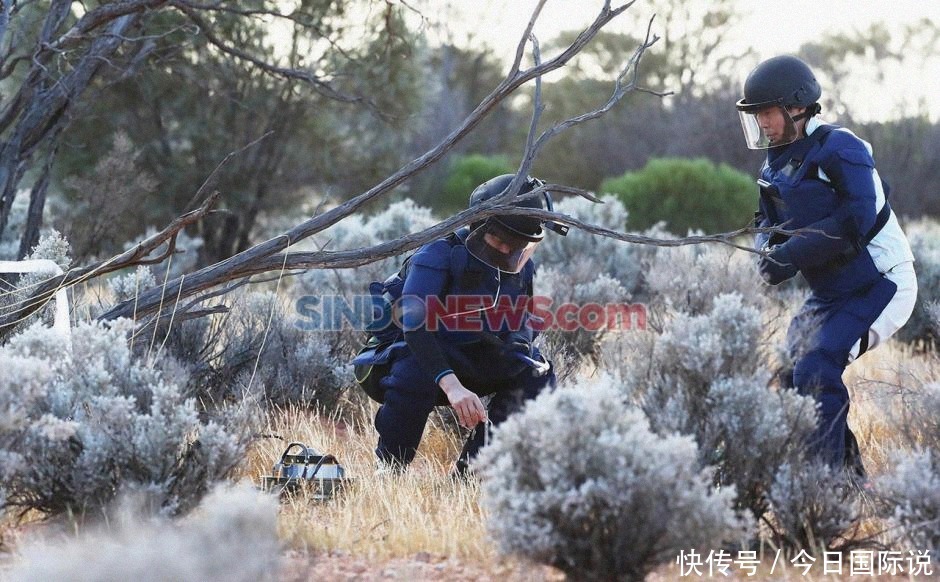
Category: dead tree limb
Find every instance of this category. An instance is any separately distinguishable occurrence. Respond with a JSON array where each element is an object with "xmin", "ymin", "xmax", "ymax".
[
  {"xmin": 97, "ymin": 1, "xmax": 639, "ymax": 322},
  {"xmin": 0, "ymin": 192, "xmax": 220, "ymax": 340},
  {"xmin": 3, "ymin": 1, "xmax": 802, "ymax": 339},
  {"xmin": 219, "ymin": 198, "xmax": 809, "ymax": 277}
]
